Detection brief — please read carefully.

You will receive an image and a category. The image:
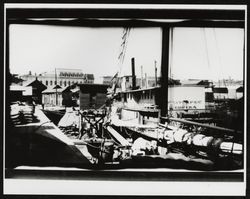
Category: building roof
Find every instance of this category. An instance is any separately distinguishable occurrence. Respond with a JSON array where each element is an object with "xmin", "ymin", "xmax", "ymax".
[
  {"xmin": 213, "ymin": 87, "xmax": 228, "ymax": 93},
  {"xmin": 236, "ymin": 86, "xmax": 243, "ymax": 93},
  {"xmin": 42, "ymin": 87, "xmax": 65, "ymax": 94},
  {"xmin": 121, "ymin": 86, "xmax": 160, "ymax": 93},
  {"xmin": 26, "ymin": 79, "xmax": 47, "ymax": 91},
  {"xmin": 79, "ymin": 83, "xmax": 109, "ymax": 93},
  {"xmin": 61, "ymin": 83, "xmax": 78, "ymax": 93},
  {"xmin": 197, "ymin": 80, "xmax": 212, "ymax": 86},
  {"xmin": 22, "ymin": 79, "xmax": 36, "ymax": 87},
  {"xmin": 53, "ymin": 85, "xmax": 62, "ymax": 89},
  {"xmin": 10, "ymin": 85, "xmax": 33, "ymax": 96},
  {"xmin": 180, "ymin": 79, "xmax": 201, "ymax": 85},
  {"xmin": 11, "ymin": 74, "xmax": 24, "ymax": 84},
  {"xmin": 10, "ymin": 85, "xmax": 27, "ymax": 91}
]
